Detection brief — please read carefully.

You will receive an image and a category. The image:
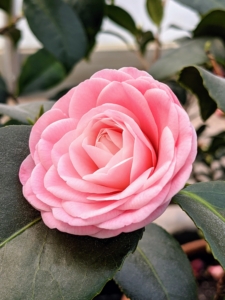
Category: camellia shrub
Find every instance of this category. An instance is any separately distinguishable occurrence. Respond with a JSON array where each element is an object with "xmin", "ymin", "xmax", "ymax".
[{"xmin": 1, "ymin": 1, "xmax": 225, "ymax": 300}]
